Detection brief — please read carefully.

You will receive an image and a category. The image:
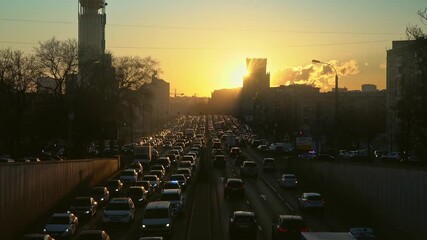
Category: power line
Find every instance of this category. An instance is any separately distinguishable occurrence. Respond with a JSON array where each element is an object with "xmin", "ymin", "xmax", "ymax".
[
  {"xmin": 0, "ymin": 39, "xmax": 393, "ymax": 49},
  {"xmin": 0, "ymin": 18, "xmax": 403, "ymax": 36}
]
